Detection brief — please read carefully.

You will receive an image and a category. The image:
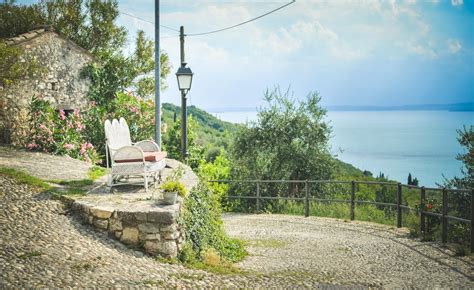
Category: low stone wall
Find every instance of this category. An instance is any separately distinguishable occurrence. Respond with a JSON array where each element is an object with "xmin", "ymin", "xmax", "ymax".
[{"xmin": 71, "ymin": 201, "xmax": 184, "ymax": 258}]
